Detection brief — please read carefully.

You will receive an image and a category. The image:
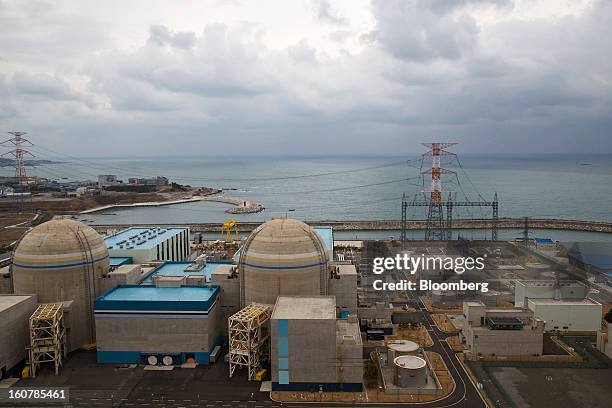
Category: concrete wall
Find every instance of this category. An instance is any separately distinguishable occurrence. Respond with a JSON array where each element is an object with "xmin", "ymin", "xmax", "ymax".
[
  {"xmin": 271, "ymin": 316, "xmax": 337, "ymax": 385},
  {"xmin": 336, "ymin": 318, "xmax": 363, "ymax": 385},
  {"xmin": 358, "ymin": 302, "xmax": 392, "ymax": 321},
  {"xmin": 211, "ymin": 266, "xmax": 240, "ymax": 334},
  {"xmin": 462, "ymin": 300, "xmax": 544, "ymax": 356},
  {"xmin": 464, "ymin": 323, "xmax": 544, "ymax": 356},
  {"xmin": 95, "ymin": 302, "xmax": 221, "ymax": 364},
  {"xmin": 527, "ymin": 301, "xmax": 602, "ymax": 332},
  {"xmin": 0, "ymin": 267, "xmax": 12, "ymax": 294},
  {"xmin": 514, "ymin": 281, "xmax": 588, "ymax": 307},
  {"xmin": 99, "ymin": 264, "xmax": 142, "ymax": 294},
  {"xmin": 0, "ymin": 295, "xmax": 37, "ymax": 373},
  {"xmin": 328, "ymin": 266, "xmax": 358, "ymax": 314},
  {"xmin": 12, "ymin": 265, "xmax": 107, "ymax": 352}
]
